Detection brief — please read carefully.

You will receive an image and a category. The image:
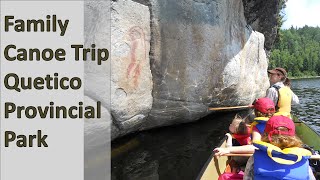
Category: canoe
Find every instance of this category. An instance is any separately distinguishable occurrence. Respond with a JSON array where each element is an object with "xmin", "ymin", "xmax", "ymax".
[
  {"xmin": 293, "ymin": 116, "xmax": 320, "ymax": 150},
  {"xmin": 197, "ymin": 116, "xmax": 320, "ymax": 180}
]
